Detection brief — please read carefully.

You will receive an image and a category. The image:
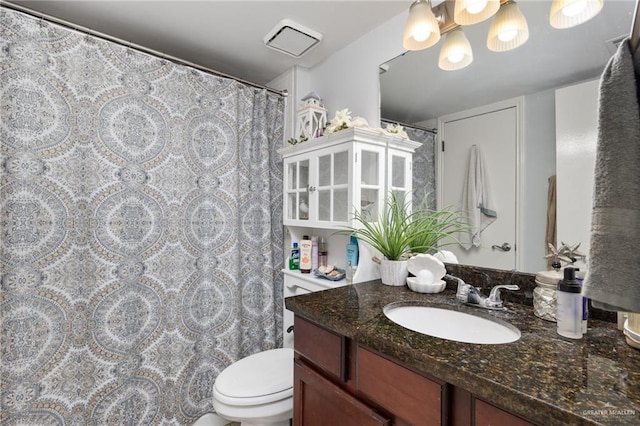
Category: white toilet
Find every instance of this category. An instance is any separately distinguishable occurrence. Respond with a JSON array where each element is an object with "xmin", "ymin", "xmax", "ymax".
[
  {"xmin": 211, "ymin": 347, "xmax": 294, "ymax": 426},
  {"xmin": 199, "ymin": 270, "xmax": 346, "ymax": 426}
]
